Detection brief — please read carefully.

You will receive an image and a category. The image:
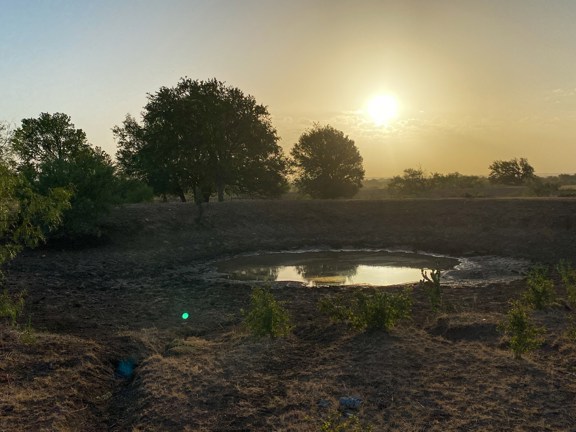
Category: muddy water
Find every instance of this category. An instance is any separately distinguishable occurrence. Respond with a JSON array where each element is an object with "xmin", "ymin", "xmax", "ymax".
[{"xmin": 216, "ymin": 250, "xmax": 459, "ymax": 286}]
